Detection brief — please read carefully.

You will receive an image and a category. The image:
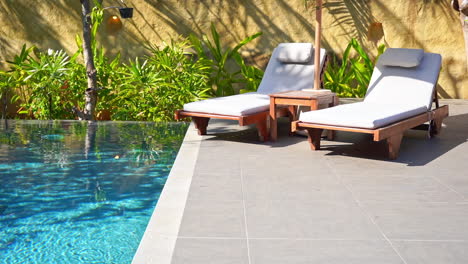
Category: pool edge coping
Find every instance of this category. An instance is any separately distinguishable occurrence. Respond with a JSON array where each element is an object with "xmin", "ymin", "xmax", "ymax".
[{"xmin": 132, "ymin": 123, "xmax": 201, "ymax": 264}]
